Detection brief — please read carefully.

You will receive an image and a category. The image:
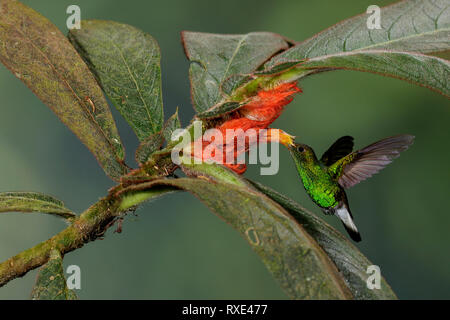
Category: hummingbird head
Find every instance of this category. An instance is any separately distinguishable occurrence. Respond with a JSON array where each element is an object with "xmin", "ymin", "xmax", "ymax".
[{"xmin": 288, "ymin": 142, "xmax": 316, "ymax": 164}]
